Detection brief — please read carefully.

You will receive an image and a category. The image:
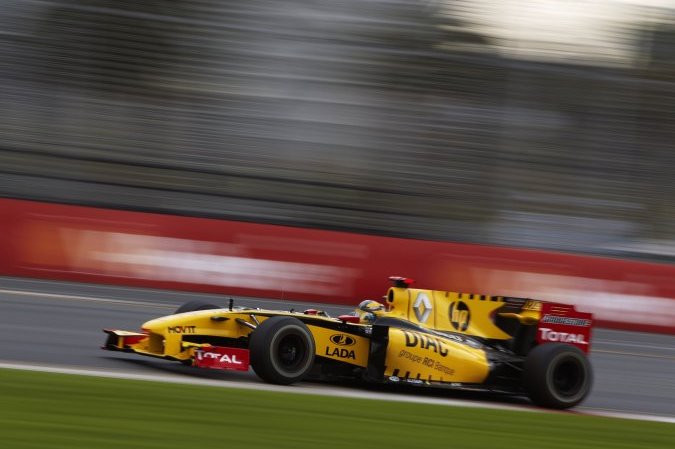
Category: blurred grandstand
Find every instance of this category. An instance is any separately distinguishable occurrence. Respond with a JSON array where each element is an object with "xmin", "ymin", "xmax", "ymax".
[{"xmin": 1, "ymin": 0, "xmax": 674, "ymax": 261}]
